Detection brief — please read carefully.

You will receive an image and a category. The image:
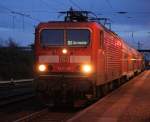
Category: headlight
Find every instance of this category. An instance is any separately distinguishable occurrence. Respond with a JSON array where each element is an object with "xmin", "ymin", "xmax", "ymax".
[
  {"xmin": 62, "ymin": 48, "xmax": 67, "ymax": 54},
  {"xmin": 38, "ymin": 64, "xmax": 46, "ymax": 72},
  {"xmin": 82, "ymin": 64, "xmax": 92, "ymax": 73}
]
